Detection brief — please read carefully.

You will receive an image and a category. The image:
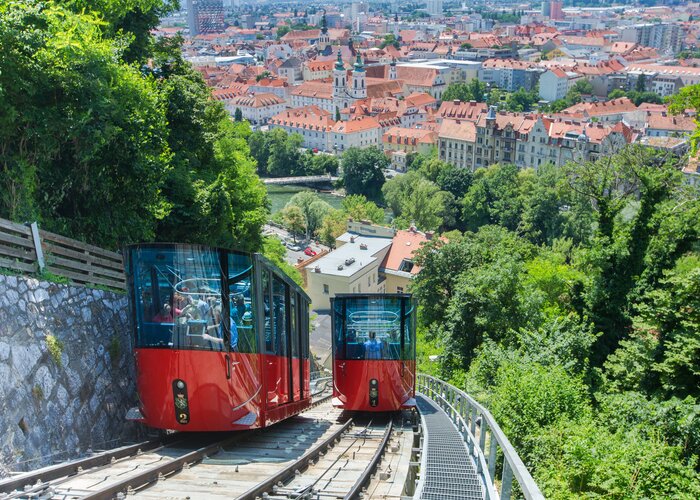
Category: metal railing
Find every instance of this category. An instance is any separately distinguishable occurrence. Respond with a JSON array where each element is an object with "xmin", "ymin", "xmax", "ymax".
[{"xmin": 417, "ymin": 373, "xmax": 544, "ymax": 500}]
